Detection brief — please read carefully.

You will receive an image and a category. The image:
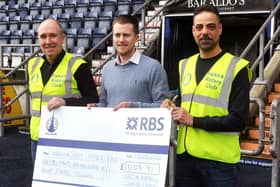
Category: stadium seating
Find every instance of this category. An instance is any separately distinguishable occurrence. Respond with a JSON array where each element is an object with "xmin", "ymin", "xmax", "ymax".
[
  {"xmin": 89, "ymin": 0, "xmax": 102, "ymax": 14},
  {"xmin": 30, "ymin": 2, "xmax": 41, "ymax": 16},
  {"xmin": 10, "ymin": 30, "xmax": 22, "ymax": 45},
  {"xmin": 0, "ymin": 5, "xmax": 8, "ymax": 18},
  {"xmin": 99, "ymin": 11, "xmax": 113, "ymax": 31},
  {"xmin": 76, "ymin": 0, "xmax": 89, "ymax": 13},
  {"xmin": 9, "ymin": 15, "xmax": 20, "ymax": 32},
  {"xmin": 0, "ymin": 16, "xmax": 8, "ymax": 33},
  {"xmin": 64, "ymin": 0, "xmax": 77, "ymax": 14},
  {"xmin": 22, "ymin": 30, "xmax": 35, "ymax": 45},
  {"xmin": 84, "ymin": 18, "xmax": 98, "ymax": 30},
  {"xmin": 65, "ymin": 27, "xmax": 77, "ymax": 50},
  {"xmin": 77, "ymin": 28, "xmax": 92, "ymax": 49},
  {"xmin": 20, "ymin": 15, "xmax": 32, "ymax": 32},
  {"xmin": 58, "ymin": 12, "xmax": 70, "ymax": 30},
  {"xmin": 32, "ymin": 14, "xmax": 44, "ymax": 33},
  {"xmin": 0, "ymin": 30, "xmax": 10, "ymax": 44},
  {"xmin": 69, "ymin": 12, "xmax": 84, "ymax": 29},
  {"xmin": 92, "ymin": 27, "xmax": 107, "ymax": 50},
  {"xmin": 18, "ymin": 3, "xmax": 29, "ymax": 17},
  {"xmin": 7, "ymin": 4, "xmax": 18, "ymax": 17},
  {"xmin": 41, "ymin": 1, "xmax": 52, "ymax": 18},
  {"xmin": 53, "ymin": 0, "xmax": 64, "ymax": 15},
  {"xmin": 0, "ymin": 0, "xmax": 145, "ymax": 56}
]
